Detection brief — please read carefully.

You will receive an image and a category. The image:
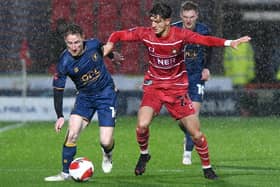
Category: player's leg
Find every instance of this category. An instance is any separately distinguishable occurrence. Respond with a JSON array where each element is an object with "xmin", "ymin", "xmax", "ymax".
[
  {"xmin": 181, "ymin": 101, "xmax": 201, "ymax": 165},
  {"xmin": 97, "ymin": 85, "xmax": 118, "ymax": 173},
  {"xmin": 135, "ymin": 88, "xmax": 162, "ymax": 176},
  {"xmin": 136, "ymin": 106, "xmax": 154, "ymax": 154},
  {"xmin": 183, "ymin": 129, "xmax": 194, "ymax": 165},
  {"xmin": 166, "ymin": 93, "xmax": 217, "ymax": 179},
  {"xmin": 44, "ymin": 114, "xmax": 86, "ymax": 181},
  {"xmin": 181, "ymin": 78, "xmax": 204, "ymax": 165},
  {"xmin": 135, "ymin": 106, "xmax": 154, "ymax": 175},
  {"xmin": 180, "ymin": 115, "xmax": 218, "ymax": 180},
  {"xmin": 63, "ymin": 115, "xmax": 86, "ymax": 172},
  {"xmin": 178, "ymin": 122, "xmax": 193, "ymax": 165},
  {"xmin": 99, "ymin": 126, "xmax": 115, "ymax": 173}
]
